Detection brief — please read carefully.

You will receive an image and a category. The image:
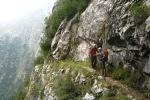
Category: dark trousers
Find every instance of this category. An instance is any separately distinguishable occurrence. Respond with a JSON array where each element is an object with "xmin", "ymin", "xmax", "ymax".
[
  {"xmin": 90, "ymin": 56, "xmax": 97, "ymax": 69},
  {"xmin": 98, "ymin": 60, "xmax": 106, "ymax": 77},
  {"xmin": 102, "ymin": 61, "xmax": 106, "ymax": 77}
]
